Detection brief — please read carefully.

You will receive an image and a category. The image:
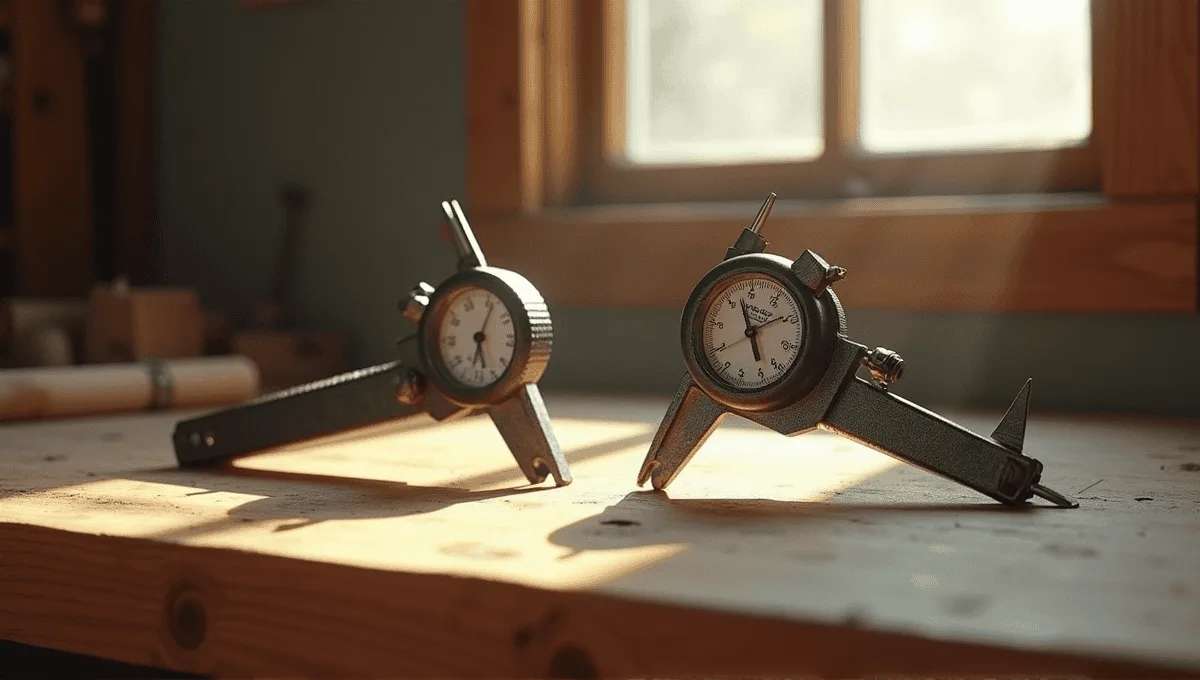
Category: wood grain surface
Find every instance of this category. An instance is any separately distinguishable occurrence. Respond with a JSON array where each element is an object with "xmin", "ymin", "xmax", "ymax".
[
  {"xmin": 114, "ymin": 0, "xmax": 158, "ymax": 284},
  {"xmin": 1, "ymin": 395, "xmax": 1199, "ymax": 677},
  {"xmin": 465, "ymin": 0, "xmax": 544, "ymax": 214},
  {"xmin": 1095, "ymin": 0, "xmax": 1200, "ymax": 198},
  {"xmin": 12, "ymin": 0, "xmax": 95, "ymax": 296}
]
